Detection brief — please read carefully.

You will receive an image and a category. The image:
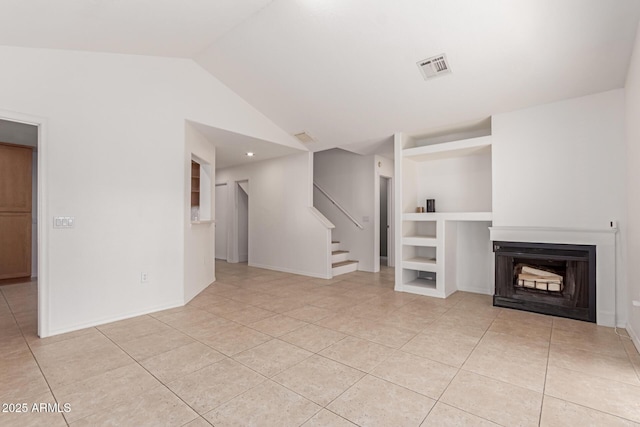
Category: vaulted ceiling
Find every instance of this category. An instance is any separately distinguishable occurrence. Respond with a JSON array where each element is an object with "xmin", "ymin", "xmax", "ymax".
[{"xmin": 2, "ymin": 0, "xmax": 640, "ymax": 155}]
